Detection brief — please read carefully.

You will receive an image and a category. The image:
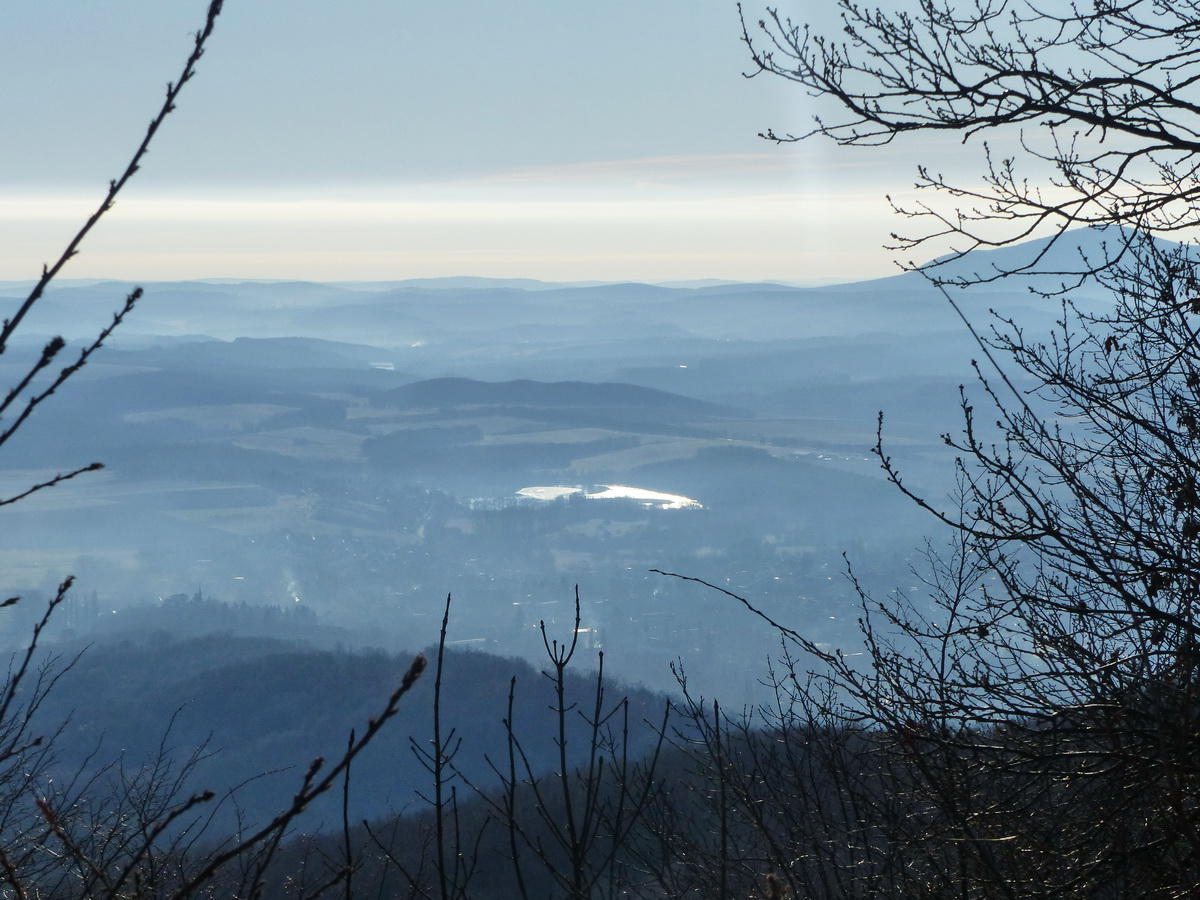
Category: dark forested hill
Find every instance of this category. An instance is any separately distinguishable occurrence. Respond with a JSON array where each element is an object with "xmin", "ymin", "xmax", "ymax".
[{"xmin": 35, "ymin": 626, "xmax": 666, "ymax": 830}]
